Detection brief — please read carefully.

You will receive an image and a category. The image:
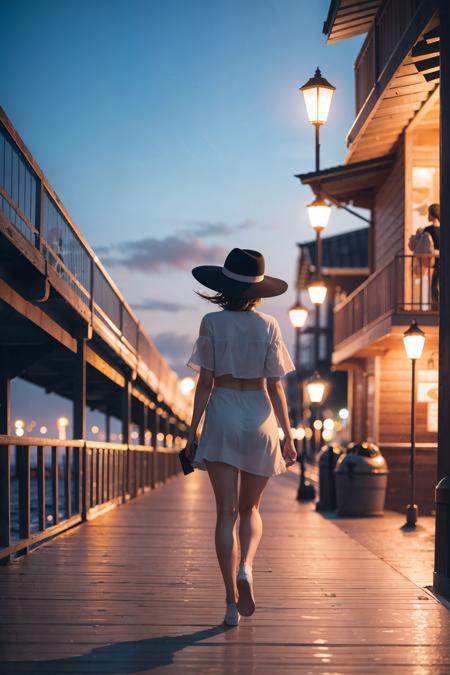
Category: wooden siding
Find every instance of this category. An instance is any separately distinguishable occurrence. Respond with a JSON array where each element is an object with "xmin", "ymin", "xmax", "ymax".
[
  {"xmin": 351, "ymin": 368, "xmax": 367, "ymax": 441},
  {"xmin": 378, "ymin": 342, "xmax": 438, "ymax": 445},
  {"xmin": 373, "ymin": 142, "xmax": 405, "ymax": 269},
  {"xmin": 382, "ymin": 447, "xmax": 437, "ymax": 515}
]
